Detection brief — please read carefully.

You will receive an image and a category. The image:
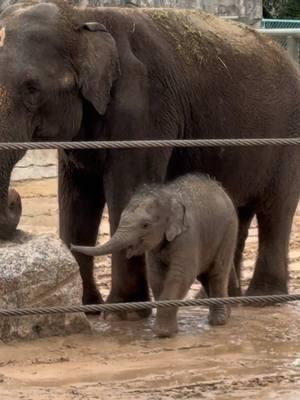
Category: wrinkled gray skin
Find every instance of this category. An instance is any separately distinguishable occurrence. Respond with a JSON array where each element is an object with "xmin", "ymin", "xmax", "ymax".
[{"xmin": 72, "ymin": 174, "xmax": 238, "ymax": 337}]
